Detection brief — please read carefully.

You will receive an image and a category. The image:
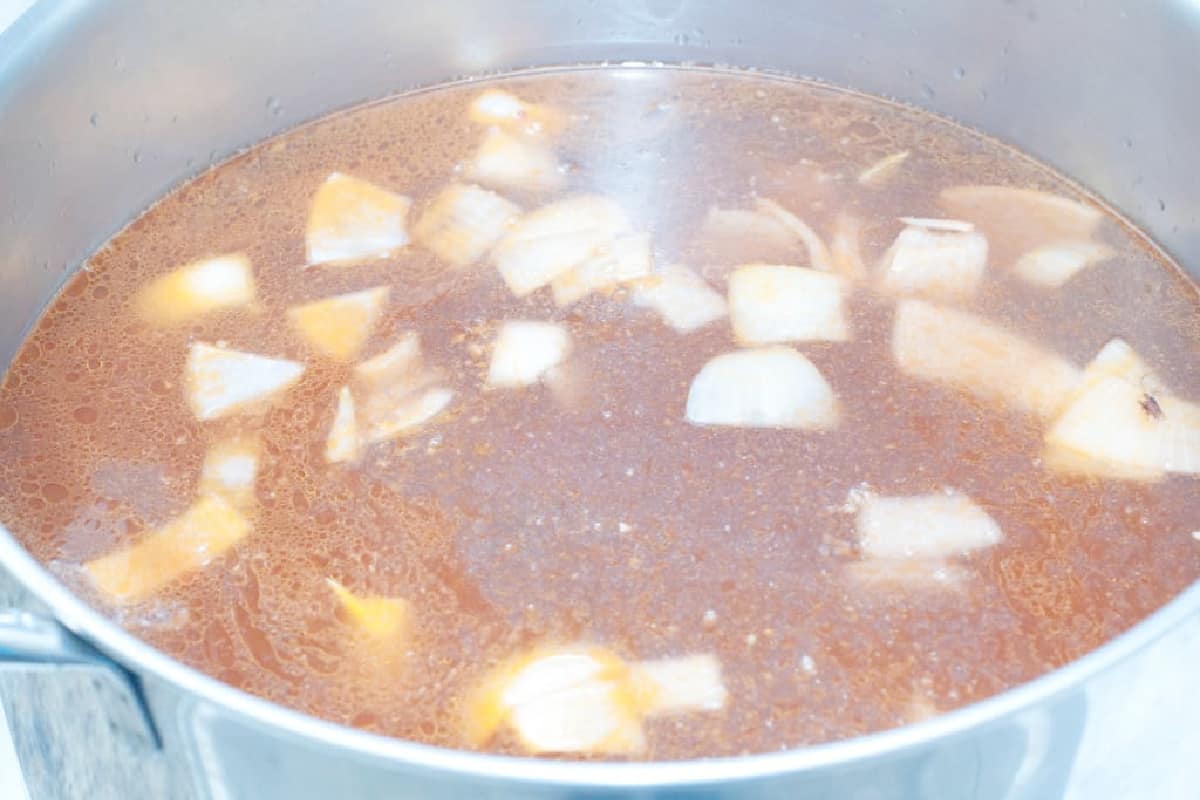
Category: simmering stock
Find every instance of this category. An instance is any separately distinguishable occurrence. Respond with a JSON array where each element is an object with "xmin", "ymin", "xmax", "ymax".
[{"xmin": 1, "ymin": 67, "xmax": 1198, "ymax": 760}]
